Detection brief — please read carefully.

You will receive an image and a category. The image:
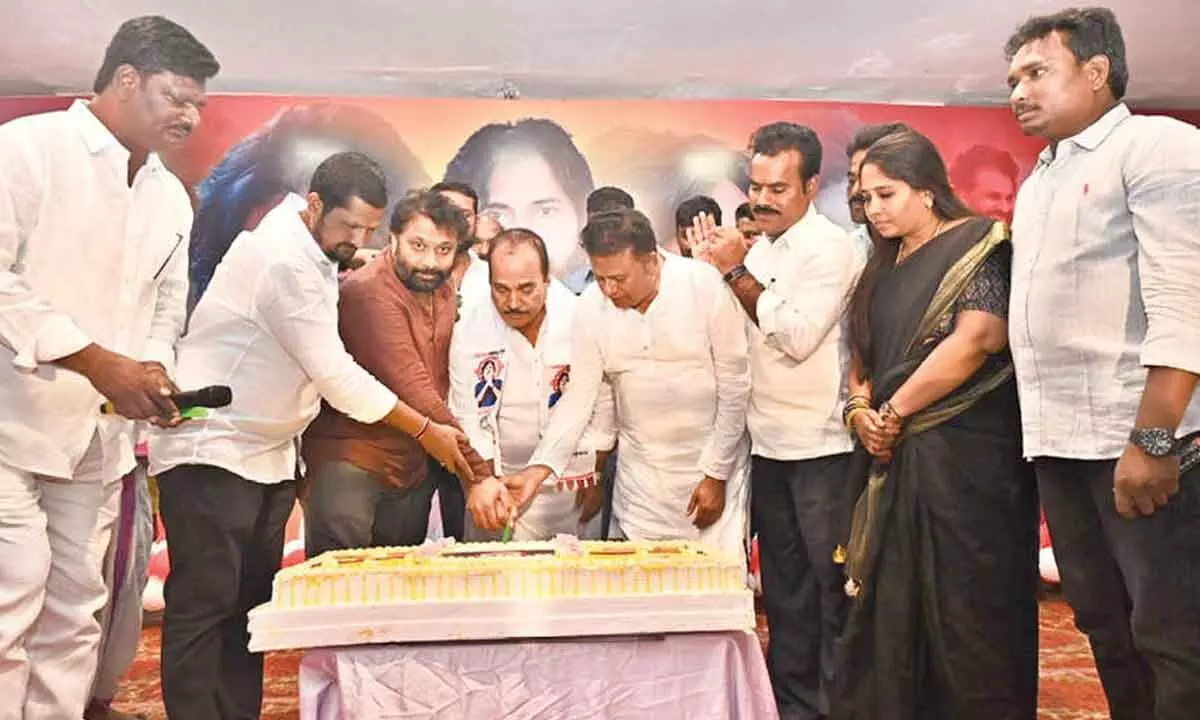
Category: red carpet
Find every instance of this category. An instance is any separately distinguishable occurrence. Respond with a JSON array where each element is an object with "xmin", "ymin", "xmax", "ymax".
[{"xmin": 112, "ymin": 594, "xmax": 1106, "ymax": 719}]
